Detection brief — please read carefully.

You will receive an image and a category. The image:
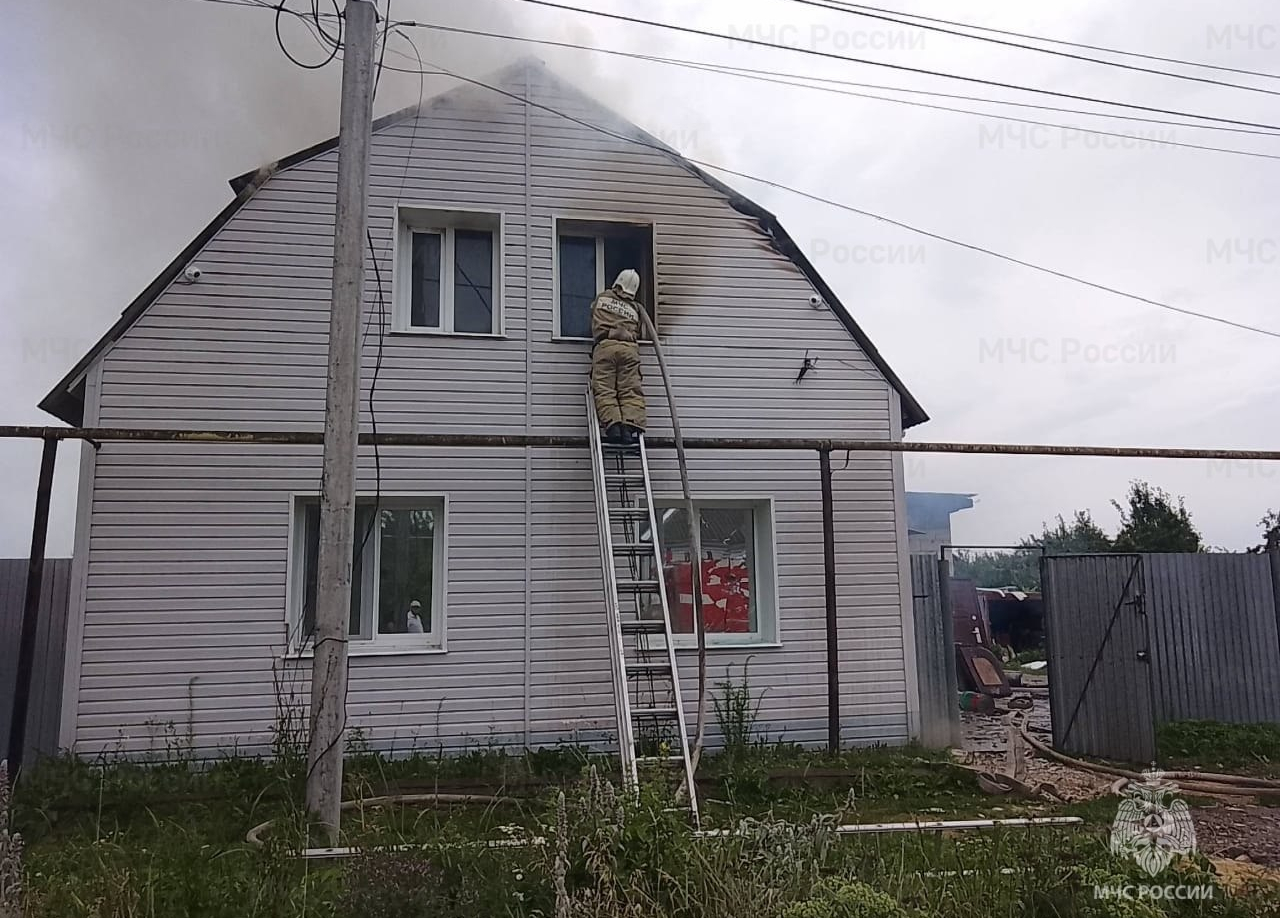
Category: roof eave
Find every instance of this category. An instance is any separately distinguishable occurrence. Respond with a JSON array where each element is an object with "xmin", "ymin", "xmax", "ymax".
[{"xmin": 37, "ymin": 166, "xmax": 277, "ymax": 425}]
